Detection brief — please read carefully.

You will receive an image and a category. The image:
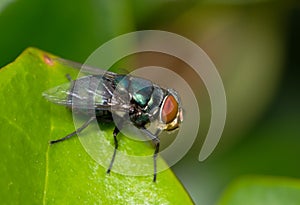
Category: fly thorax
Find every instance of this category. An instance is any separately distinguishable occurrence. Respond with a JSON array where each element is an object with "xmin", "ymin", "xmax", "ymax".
[
  {"xmin": 129, "ymin": 106, "xmax": 150, "ymax": 127},
  {"xmin": 129, "ymin": 77, "xmax": 154, "ymax": 108}
]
